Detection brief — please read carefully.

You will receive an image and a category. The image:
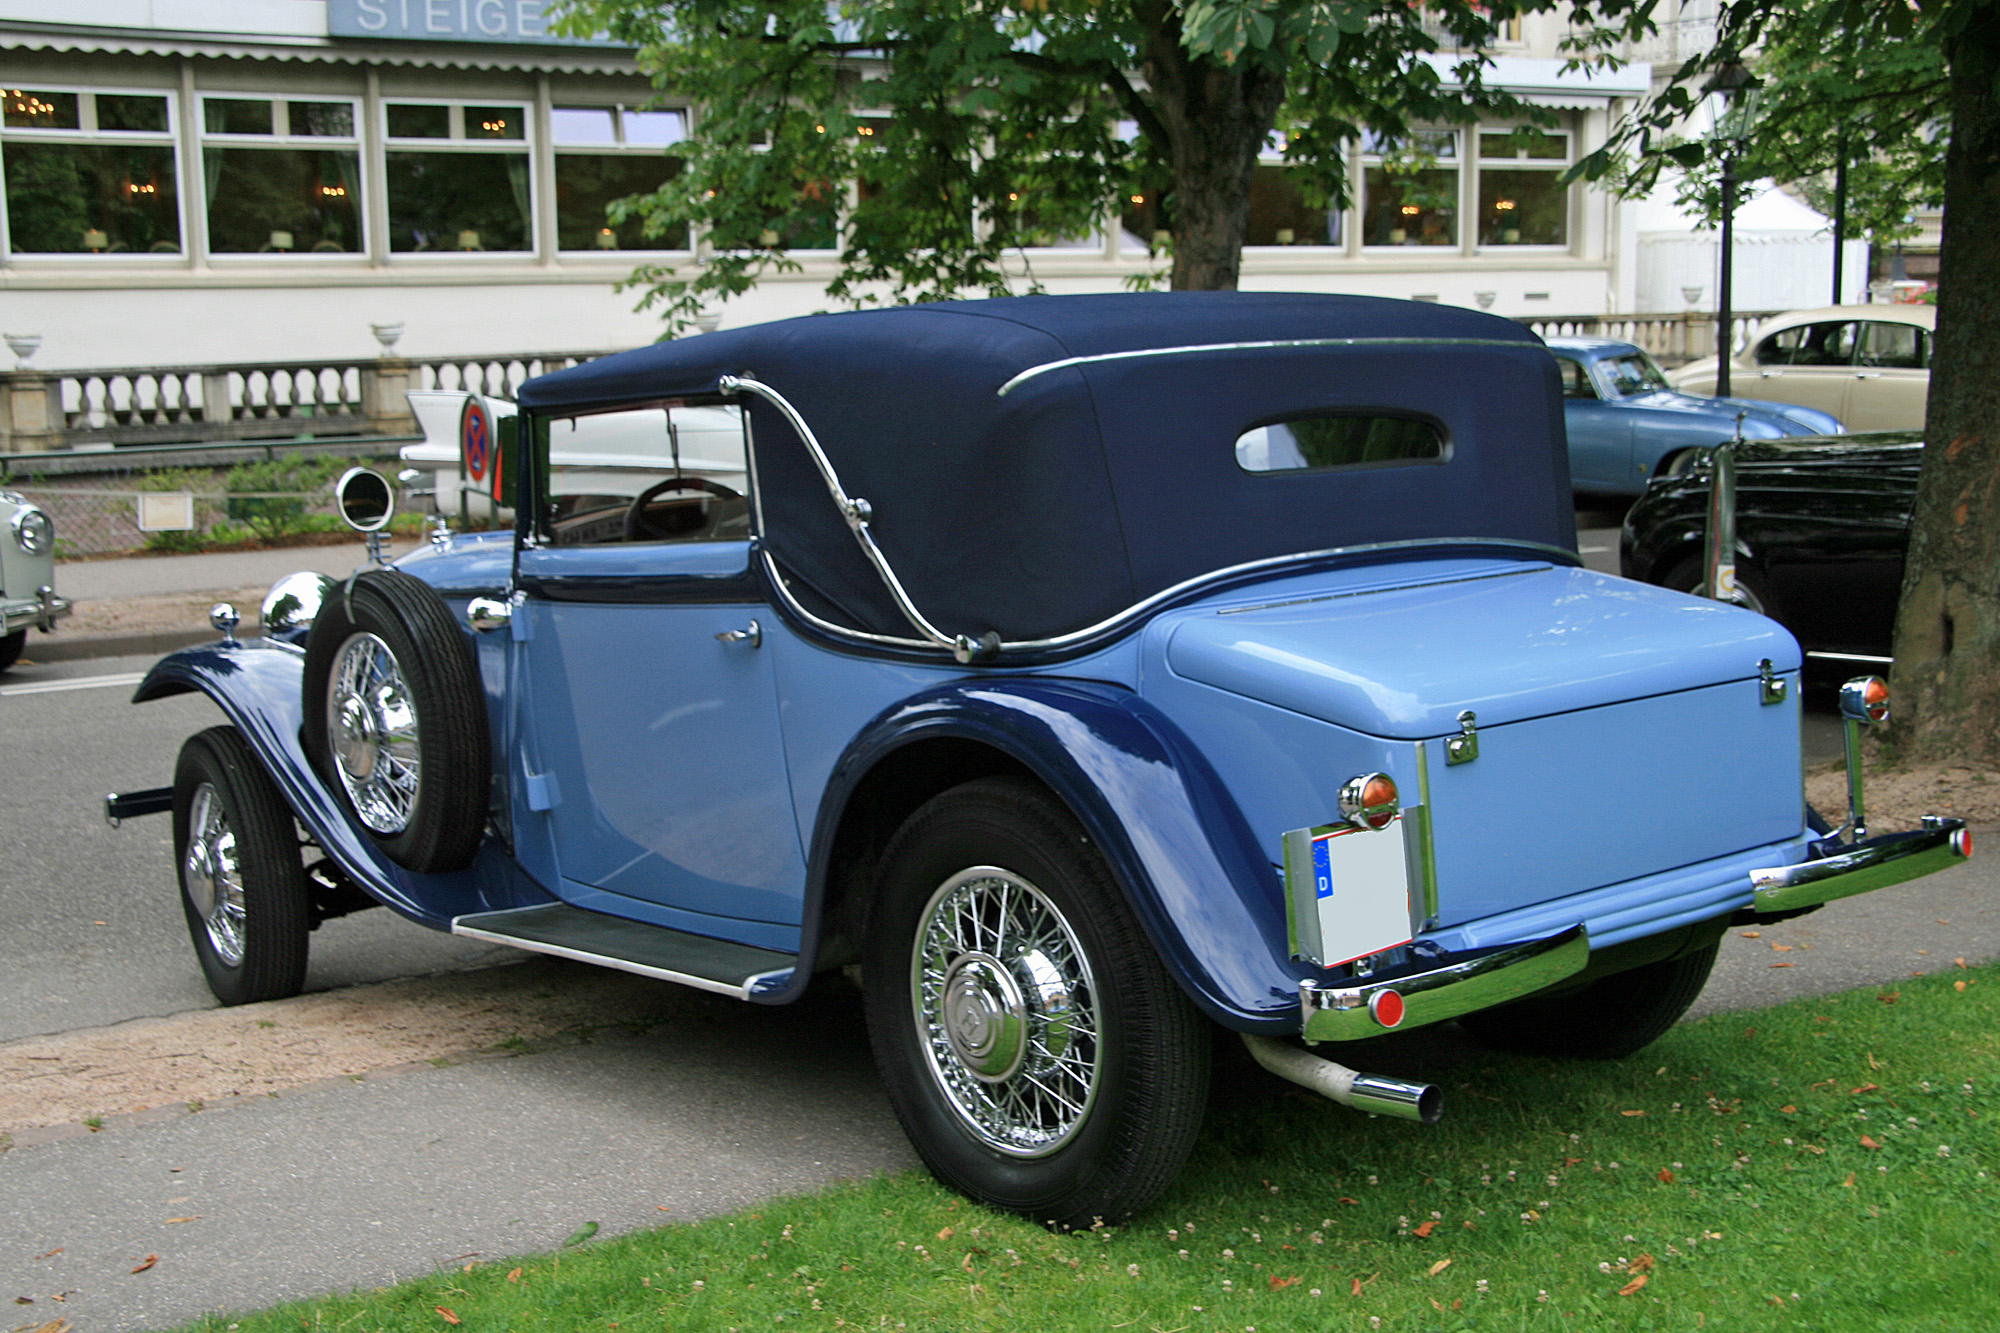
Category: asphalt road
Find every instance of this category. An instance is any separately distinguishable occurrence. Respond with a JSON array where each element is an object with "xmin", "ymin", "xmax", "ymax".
[{"xmin": 0, "ymin": 651, "xmax": 509, "ymax": 1044}]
